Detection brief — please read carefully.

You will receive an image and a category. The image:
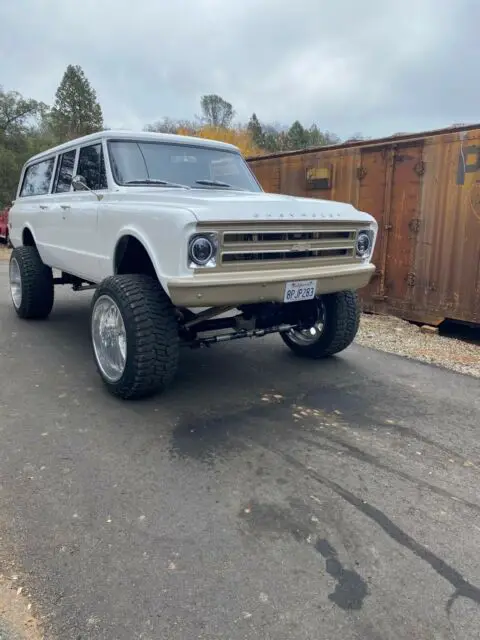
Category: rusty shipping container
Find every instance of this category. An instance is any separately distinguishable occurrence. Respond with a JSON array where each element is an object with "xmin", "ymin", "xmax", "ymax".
[{"xmin": 247, "ymin": 124, "xmax": 480, "ymax": 327}]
